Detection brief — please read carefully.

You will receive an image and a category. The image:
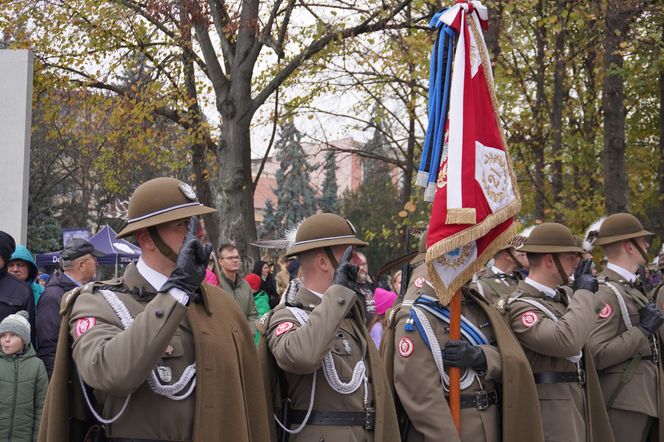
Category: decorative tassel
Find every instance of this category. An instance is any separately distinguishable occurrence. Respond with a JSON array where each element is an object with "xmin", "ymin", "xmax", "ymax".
[{"xmin": 424, "ymin": 182, "xmax": 437, "ymax": 202}]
